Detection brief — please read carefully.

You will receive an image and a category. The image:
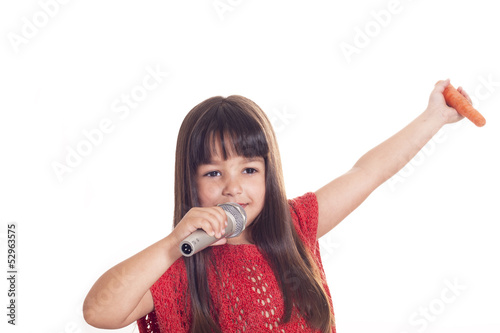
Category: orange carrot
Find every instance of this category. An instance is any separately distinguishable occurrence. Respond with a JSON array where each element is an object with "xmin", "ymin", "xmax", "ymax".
[{"xmin": 443, "ymin": 83, "xmax": 486, "ymax": 127}]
